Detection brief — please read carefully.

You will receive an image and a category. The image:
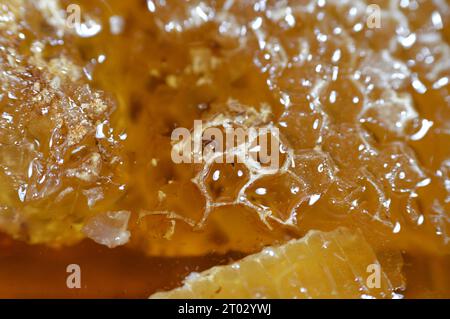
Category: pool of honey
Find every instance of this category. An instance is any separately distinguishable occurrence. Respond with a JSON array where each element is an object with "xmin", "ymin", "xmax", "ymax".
[
  {"xmin": 0, "ymin": 0, "xmax": 449, "ymax": 298},
  {"xmin": 0, "ymin": 233, "xmax": 246, "ymax": 298}
]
